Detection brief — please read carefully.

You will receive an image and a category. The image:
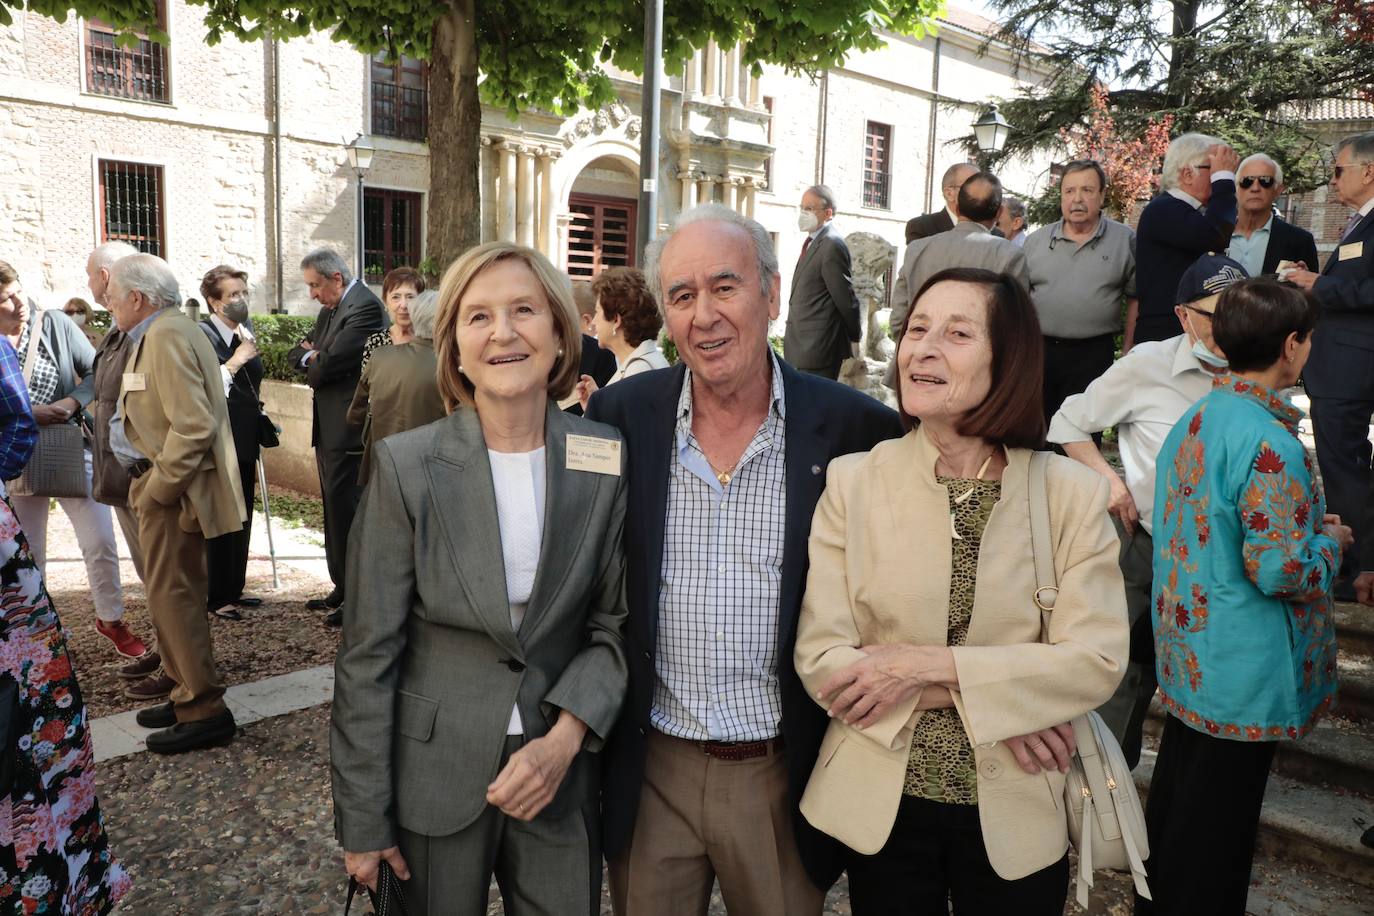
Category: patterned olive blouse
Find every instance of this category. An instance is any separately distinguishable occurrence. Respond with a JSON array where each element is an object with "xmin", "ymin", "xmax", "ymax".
[{"xmin": 902, "ymin": 475, "xmax": 1001, "ymax": 805}]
